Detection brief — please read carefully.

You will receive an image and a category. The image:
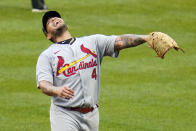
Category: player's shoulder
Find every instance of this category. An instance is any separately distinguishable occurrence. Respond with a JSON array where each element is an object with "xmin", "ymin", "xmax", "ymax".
[
  {"xmin": 78, "ymin": 34, "xmax": 105, "ymax": 40},
  {"xmin": 38, "ymin": 44, "xmax": 54, "ymax": 58},
  {"xmin": 79, "ymin": 34, "xmax": 117, "ymax": 41}
]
